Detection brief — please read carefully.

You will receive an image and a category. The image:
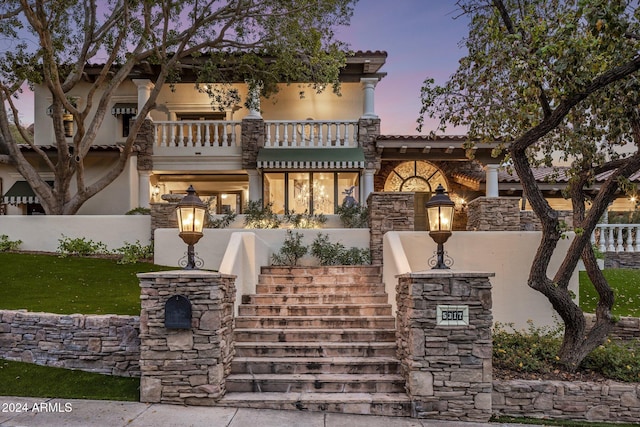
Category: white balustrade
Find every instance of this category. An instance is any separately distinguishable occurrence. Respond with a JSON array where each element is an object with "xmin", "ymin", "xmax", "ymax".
[
  {"xmin": 153, "ymin": 121, "xmax": 241, "ymax": 148},
  {"xmin": 264, "ymin": 120, "xmax": 358, "ymax": 148},
  {"xmin": 594, "ymin": 224, "xmax": 640, "ymax": 253}
]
